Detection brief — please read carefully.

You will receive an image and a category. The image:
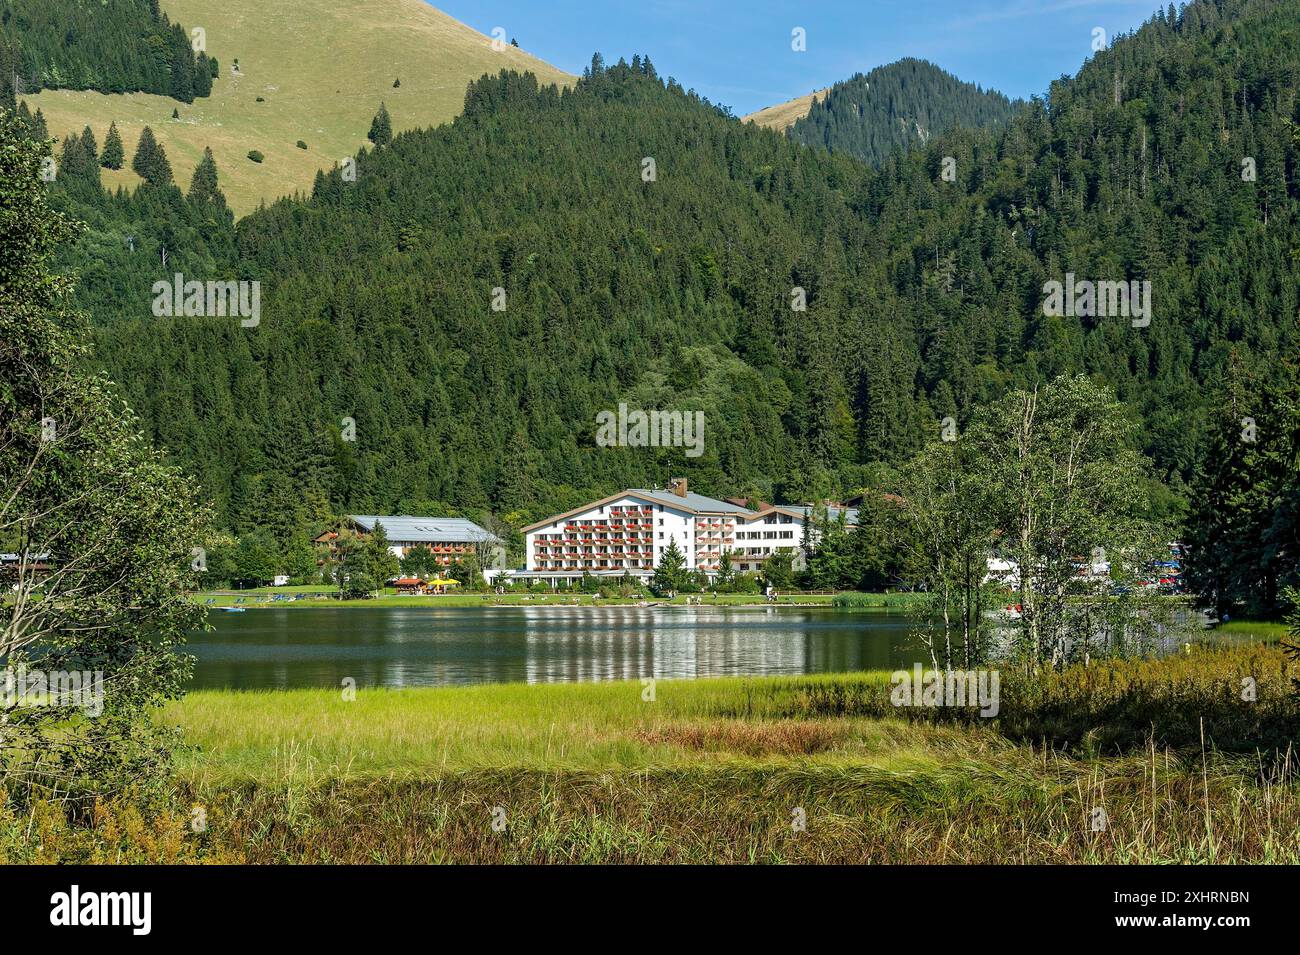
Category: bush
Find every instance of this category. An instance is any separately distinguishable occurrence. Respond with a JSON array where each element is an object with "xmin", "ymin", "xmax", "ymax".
[
  {"xmin": 247, "ymin": 150, "xmax": 264, "ymax": 163},
  {"xmin": 296, "ymin": 140, "xmax": 307, "ymax": 150}
]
